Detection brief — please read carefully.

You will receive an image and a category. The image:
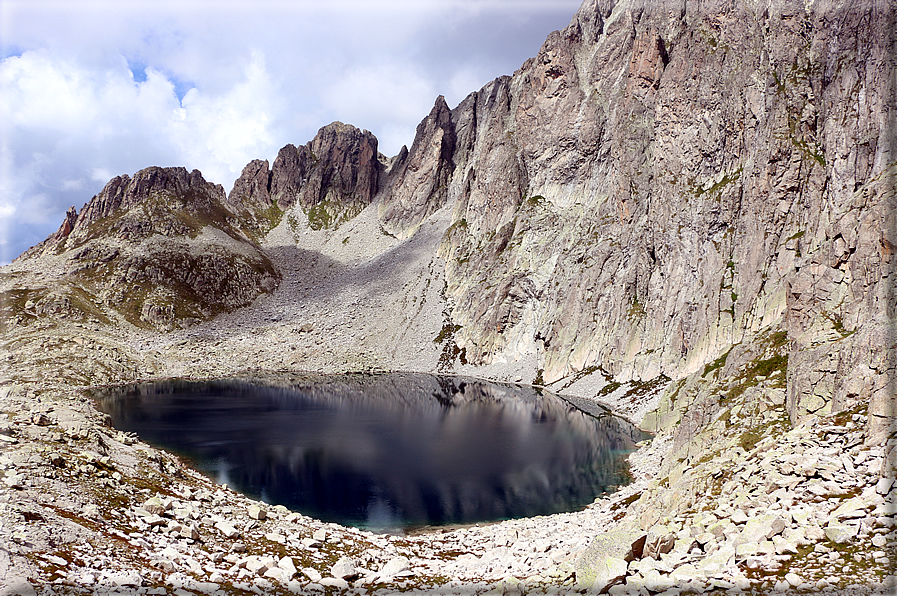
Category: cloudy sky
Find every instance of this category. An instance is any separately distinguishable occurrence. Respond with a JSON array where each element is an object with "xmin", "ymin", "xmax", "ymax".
[{"xmin": 0, "ymin": 0, "xmax": 583, "ymax": 264}]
